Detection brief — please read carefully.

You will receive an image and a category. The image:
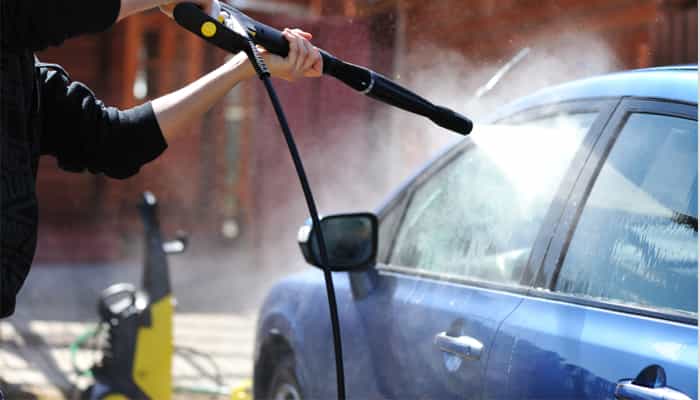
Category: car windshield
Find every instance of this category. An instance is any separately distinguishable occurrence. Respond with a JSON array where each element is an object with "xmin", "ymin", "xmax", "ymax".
[{"xmin": 390, "ymin": 112, "xmax": 597, "ymax": 285}]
